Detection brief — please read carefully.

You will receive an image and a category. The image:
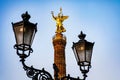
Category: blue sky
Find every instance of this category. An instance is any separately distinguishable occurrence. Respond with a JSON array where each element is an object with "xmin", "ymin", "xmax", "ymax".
[{"xmin": 0, "ymin": 0, "xmax": 120, "ymax": 80}]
